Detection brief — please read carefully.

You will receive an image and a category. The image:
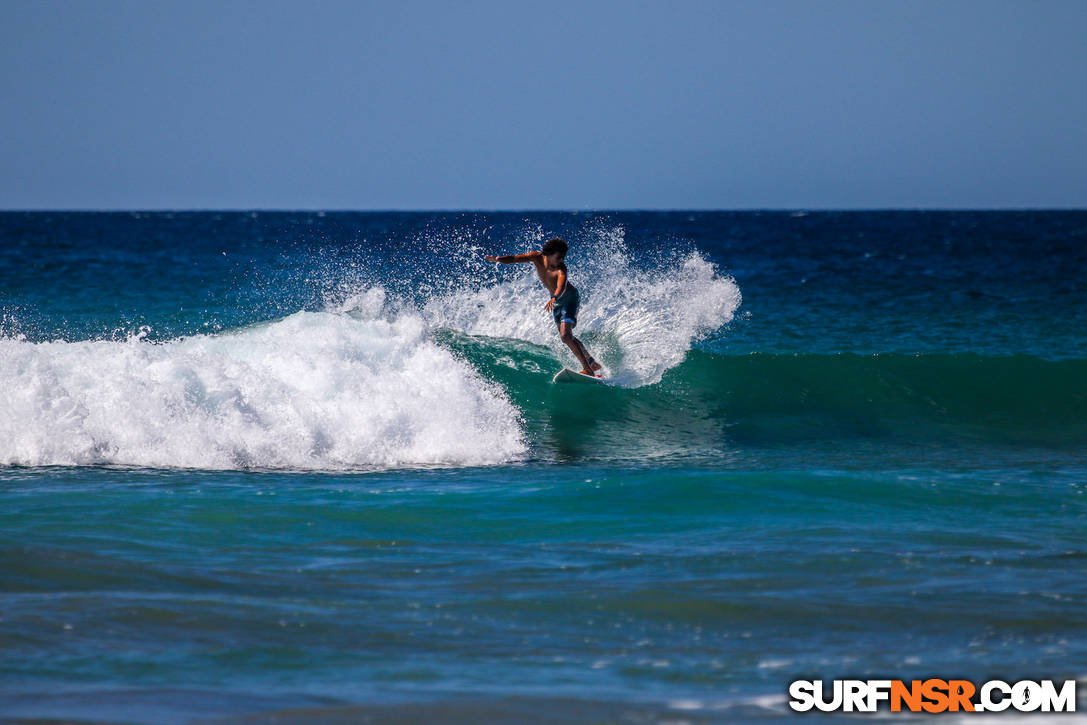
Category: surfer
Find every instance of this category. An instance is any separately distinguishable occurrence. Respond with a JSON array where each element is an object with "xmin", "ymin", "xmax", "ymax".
[{"xmin": 485, "ymin": 237, "xmax": 602, "ymax": 376}]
